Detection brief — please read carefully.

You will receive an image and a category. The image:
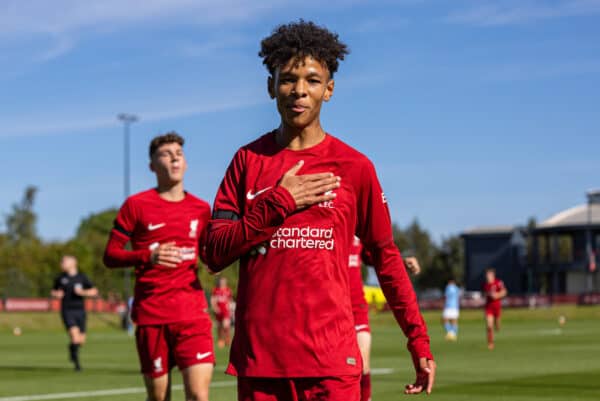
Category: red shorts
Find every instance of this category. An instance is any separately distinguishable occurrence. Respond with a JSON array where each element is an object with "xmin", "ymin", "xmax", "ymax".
[
  {"xmin": 485, "ymin": 304, "xmax": 502, "ymax": 318},
  {"xmin": 353, "ymin": 304, "xmax": 370, "ymax": 333},
  {"xmin": 215, "ymin": 311, "xmax": 231, "ymax": 322},
  {"xmin": 237, "ymin": 375, "xmax": 360, "ymax": 401},
  {"xmin": 136, "ymin": 317, "xmax": 215, "ymax": 378}
]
